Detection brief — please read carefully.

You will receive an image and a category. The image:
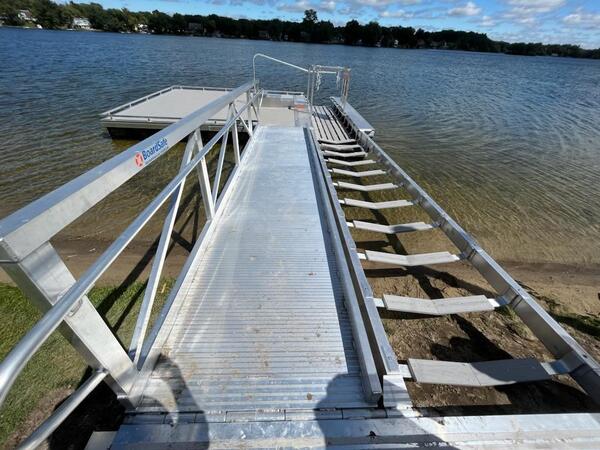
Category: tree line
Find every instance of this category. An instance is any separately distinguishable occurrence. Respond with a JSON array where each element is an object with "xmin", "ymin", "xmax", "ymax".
[{"xmin": 2, "ymin": 0, "xmax": 599, "ymax": 59}]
